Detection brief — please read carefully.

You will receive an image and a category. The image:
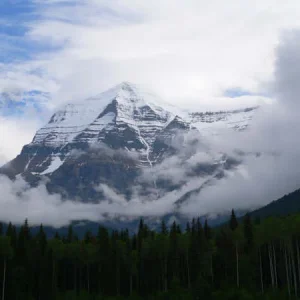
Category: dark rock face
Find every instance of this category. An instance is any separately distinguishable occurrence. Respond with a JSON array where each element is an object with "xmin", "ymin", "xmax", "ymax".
[
  {"xmin": 0, "ymin": 82, "xmax": 256, "ymax": 205},
  {"xmin": 47, "ymin": 153, "xmax": 140, "ymax": 201}
]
